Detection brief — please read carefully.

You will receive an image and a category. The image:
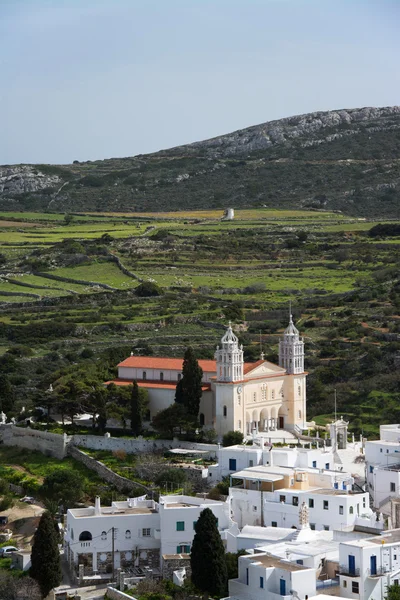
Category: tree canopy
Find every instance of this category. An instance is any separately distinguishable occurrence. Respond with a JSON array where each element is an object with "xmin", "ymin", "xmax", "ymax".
[
  {"xmin": 190, "ymin": 507, "xmax": 227, "ymax": 598},
  {"xmin": 176, "ymin": 346, "xmax": 203, "ymax": 417},
  {"xmin": 30, "ymin": 511, "xmax": 62, "ymax": 598},
  {"xmin": 41, "ymin": 469, "xmax": 84, "ymax": 508}
]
